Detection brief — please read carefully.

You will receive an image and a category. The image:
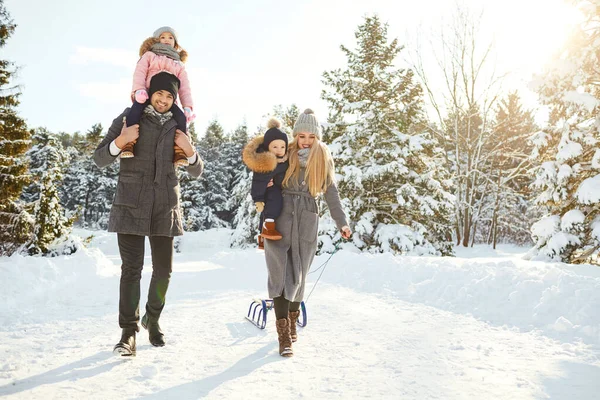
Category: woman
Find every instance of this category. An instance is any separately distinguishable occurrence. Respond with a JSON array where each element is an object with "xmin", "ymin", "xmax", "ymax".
[{"xmin": 264, "ymin": 108, "xmax": 352, "ymax": 357}]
